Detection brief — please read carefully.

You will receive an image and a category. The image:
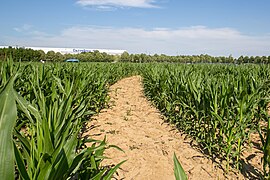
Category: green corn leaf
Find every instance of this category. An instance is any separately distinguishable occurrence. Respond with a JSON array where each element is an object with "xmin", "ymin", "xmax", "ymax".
[
  {"xmin": 13, "ymin": 129, "xmax": 31, "ymax": 155},
  {"xmin": 13, "ymin": 142, "xmax": 30, "ymax": 180},
  {"xmin": 66, "ymin": 153, "xmax": 85, "ymax": 177},
  {"xmin": 15, "ymin": 92, "xmax": 42, "ymax": 124},
  {"xmin": 38, "ymin": 131, "xmax": 78, "ymax": 180},
  {"xmin": 0, "ymin": 76, "xmax": 17, "ymax": 180},
  {"xmin": 107, "ymin": 144, "xmax": 125, "ymax": 152},
  {"xmin": 102, "ymin": 160, "xmax": 126, "ymax": 180},
  {"xmin": 173, "ymin": 153, "xmax": 187, "ymax": 180},
  {"xmin": 91, "ymin": 169, "xmax": 106, "ymax": 180}
]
